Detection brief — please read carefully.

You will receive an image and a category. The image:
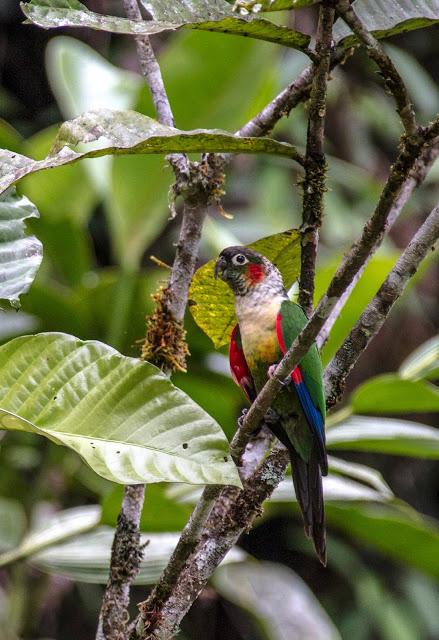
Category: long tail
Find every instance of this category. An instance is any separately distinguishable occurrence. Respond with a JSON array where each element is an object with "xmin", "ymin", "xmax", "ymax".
[{"xmin": 290, "ymin": 447, "xmax": 326, "ymax": 566}]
